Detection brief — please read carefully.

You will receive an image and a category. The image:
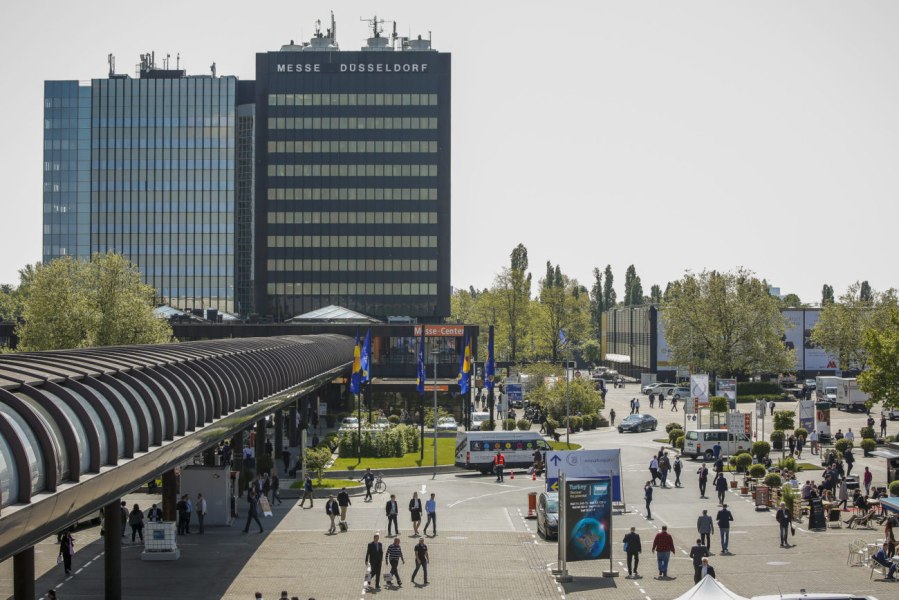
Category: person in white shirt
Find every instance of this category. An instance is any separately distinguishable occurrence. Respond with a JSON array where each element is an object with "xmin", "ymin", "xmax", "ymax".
[
  {"xmin": 845, "ymin": 428, "xmax": 855, "ymax": 442},
  {"xmin": 196, "ymin": 493, "xmax": 207, "ymax": 534},
  {"xmin": 808, "ymin": 430, "xmax": 819, "ymax": 455}
]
